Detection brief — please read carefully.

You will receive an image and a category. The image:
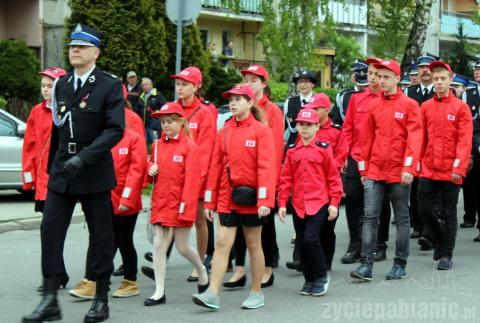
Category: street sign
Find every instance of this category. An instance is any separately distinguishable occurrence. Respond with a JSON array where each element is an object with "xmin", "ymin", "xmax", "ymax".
[{"xmin": 166, "ymin": 0, "xmax": 202, "ymax": 26}]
